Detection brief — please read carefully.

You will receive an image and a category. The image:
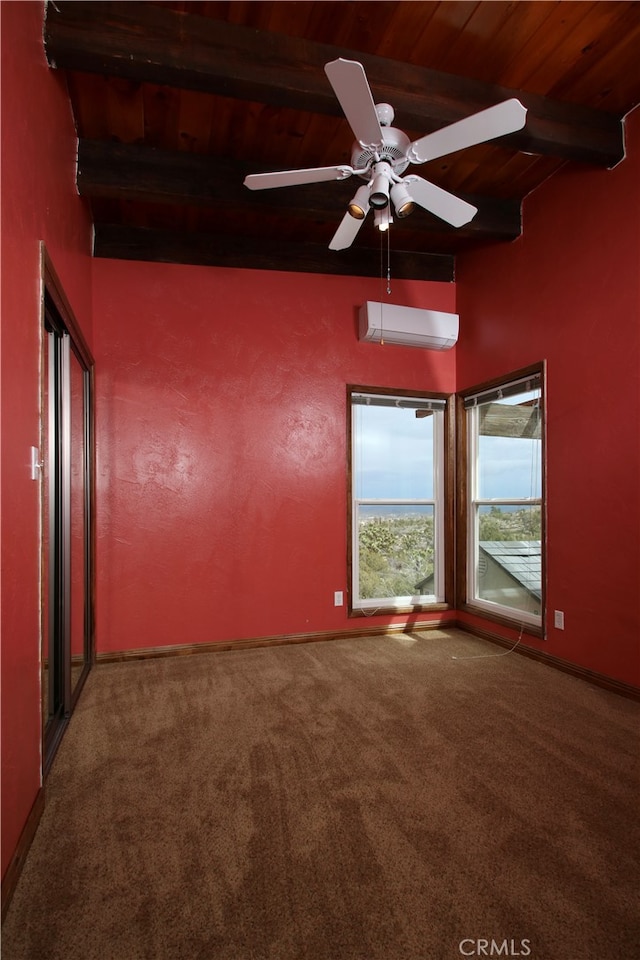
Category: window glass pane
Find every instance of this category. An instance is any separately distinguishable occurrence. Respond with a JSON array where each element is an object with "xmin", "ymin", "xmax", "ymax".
[
  {"xmin": 467, "ymin": 374, "xmax": 544, "ymax": 626},
  {"xmin": 476, "ymin": 506, "xmax": 541, "ymax": 616},
  {"xmin": 354, "ymin": 403, "xmax": 434, "ymax": 499},
  {"xmin": 478, "ymin": 504, "xmax": 541, "ymax": 541},
  {"xmin": 477, "ymin": 389, "xmax": 541, "ymax": 500},
  {"xmin": 358, "ymin": 505, "xmax": 435, "ymax": 601}
]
